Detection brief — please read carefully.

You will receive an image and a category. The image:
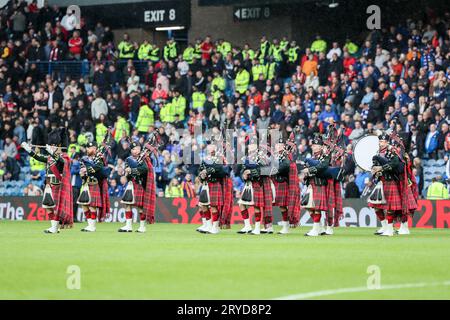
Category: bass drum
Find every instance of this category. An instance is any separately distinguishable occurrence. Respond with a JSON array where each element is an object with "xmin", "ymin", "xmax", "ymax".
[{"xmin": 352, "ymin": 134, "xmax": 379, "ymax": 172}]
